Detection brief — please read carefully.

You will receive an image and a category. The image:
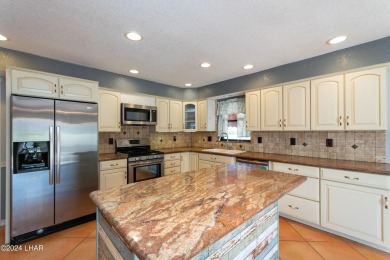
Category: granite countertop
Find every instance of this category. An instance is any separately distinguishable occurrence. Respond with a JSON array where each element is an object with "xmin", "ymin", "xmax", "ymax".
[
  {"xmin": 90, "ymin": 164, "xmax": 306, "ymax": 259},
  {"xmin": 98, "ymin": 153, "xmax": 128, "ymax": 161},
  {"xmin": 157, "ymin": 147, "xmax": 390, "ymax": 176}
]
